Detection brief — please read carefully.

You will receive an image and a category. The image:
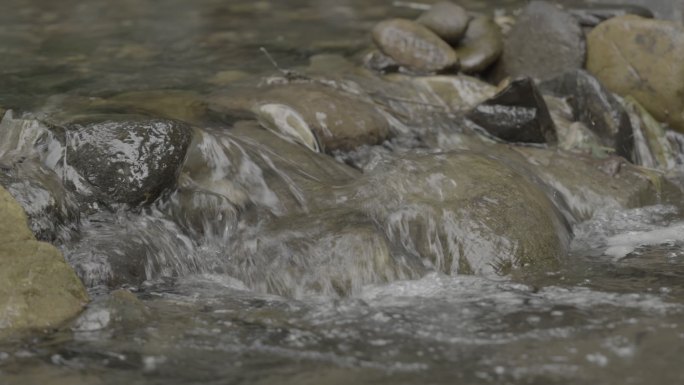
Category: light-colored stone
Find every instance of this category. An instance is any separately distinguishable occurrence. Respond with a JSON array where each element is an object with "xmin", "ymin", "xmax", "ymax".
[
  {"xmin": 372, "ymin": 18, "xmax": 459, "ymax": 73},
  {"xmin": 587, "ymin": 15, "xmax": 684, "ymax": 133},
  {"xmin": 0, "ymin": 186, "xmax": 88, "ymax": 339}
]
